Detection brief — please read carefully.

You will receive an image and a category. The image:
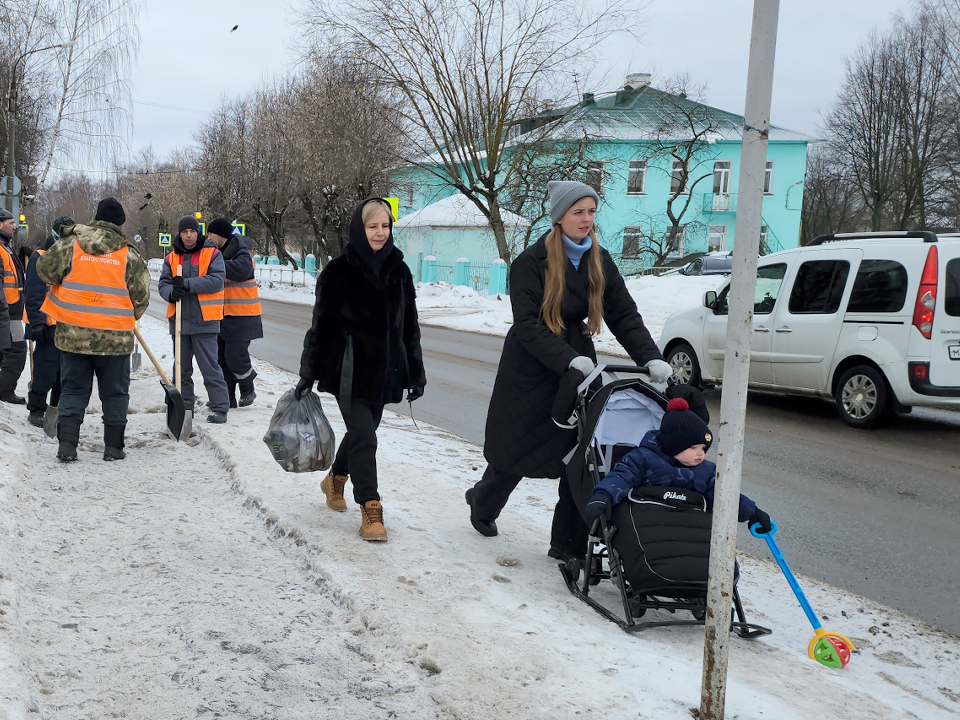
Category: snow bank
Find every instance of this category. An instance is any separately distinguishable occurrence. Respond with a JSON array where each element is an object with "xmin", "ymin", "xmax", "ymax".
[{"xmin": 3, "ymin": 316, "xmax": 958, "ymax": 719}]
